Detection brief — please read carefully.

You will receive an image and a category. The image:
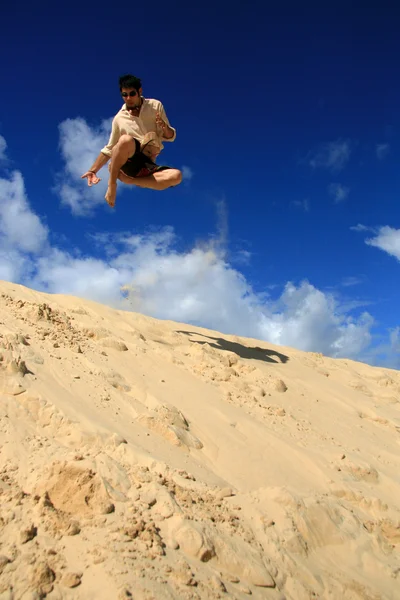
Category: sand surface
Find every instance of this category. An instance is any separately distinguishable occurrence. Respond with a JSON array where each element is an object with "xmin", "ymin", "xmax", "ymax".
[{"xmin": 0, "ymin": 280, "xmax": 399, "ymax": 599}]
